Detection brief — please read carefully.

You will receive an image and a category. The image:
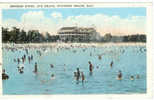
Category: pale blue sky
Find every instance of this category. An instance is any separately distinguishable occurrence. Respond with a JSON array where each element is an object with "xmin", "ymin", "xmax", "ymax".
[
  {"xmin": 2, "ymin": 8, "xmax": 146, "ymax": 35},
  {"xmin": 2, "ymin": 8, "xmax": 146, "ymax": 21}
]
